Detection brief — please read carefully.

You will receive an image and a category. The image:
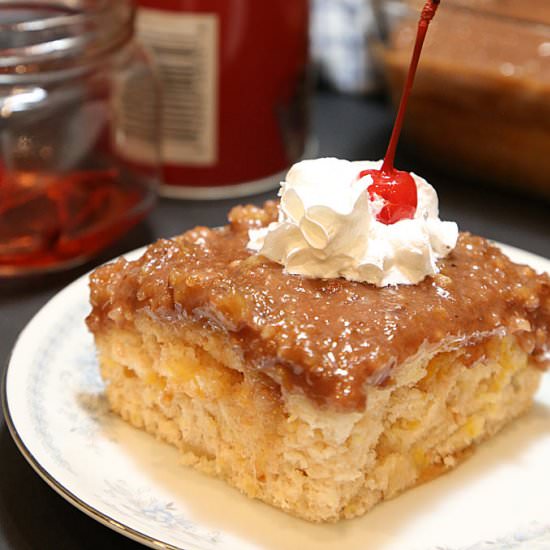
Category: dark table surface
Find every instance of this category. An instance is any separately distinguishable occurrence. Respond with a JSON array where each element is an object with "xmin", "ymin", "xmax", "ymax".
[{"xmin": 1, "ymin": 92, "xmax": 549, "ymax": 550}]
